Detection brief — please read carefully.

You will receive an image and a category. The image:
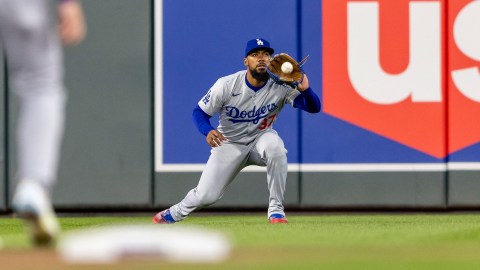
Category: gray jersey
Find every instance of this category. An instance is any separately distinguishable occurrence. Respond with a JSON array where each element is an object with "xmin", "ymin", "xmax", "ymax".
[{"xmin": 199, "ymin": 70, "xmax": 300, "ymax": 144}]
